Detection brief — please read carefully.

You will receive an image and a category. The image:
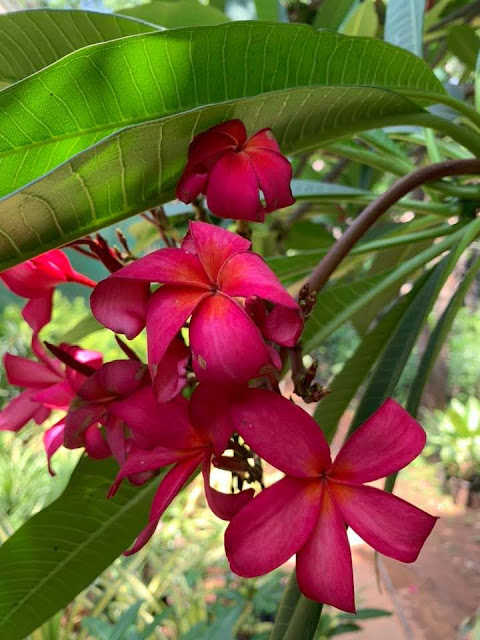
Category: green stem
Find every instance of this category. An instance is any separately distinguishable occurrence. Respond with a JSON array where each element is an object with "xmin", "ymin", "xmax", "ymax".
[
  {"xmin": 402, "ymin": 90, "xmax": 480, "ymax": 132},
  {"xmin": 283, "ymin": 595, "xmax": 323, "ymax": 640},
  {"xmin": 408, "ymin": 112, "xmax": 480, "ymax": 157},
  {"xmin": 270, "ymin": 572, "xmax": 302, "ymax": 640}
]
